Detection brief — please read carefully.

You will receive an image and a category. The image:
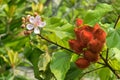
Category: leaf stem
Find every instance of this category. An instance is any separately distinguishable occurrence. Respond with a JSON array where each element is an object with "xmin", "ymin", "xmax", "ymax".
[{"xmin": 114, "ymin": 15, "xmax": 120, "ymax": 29}]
